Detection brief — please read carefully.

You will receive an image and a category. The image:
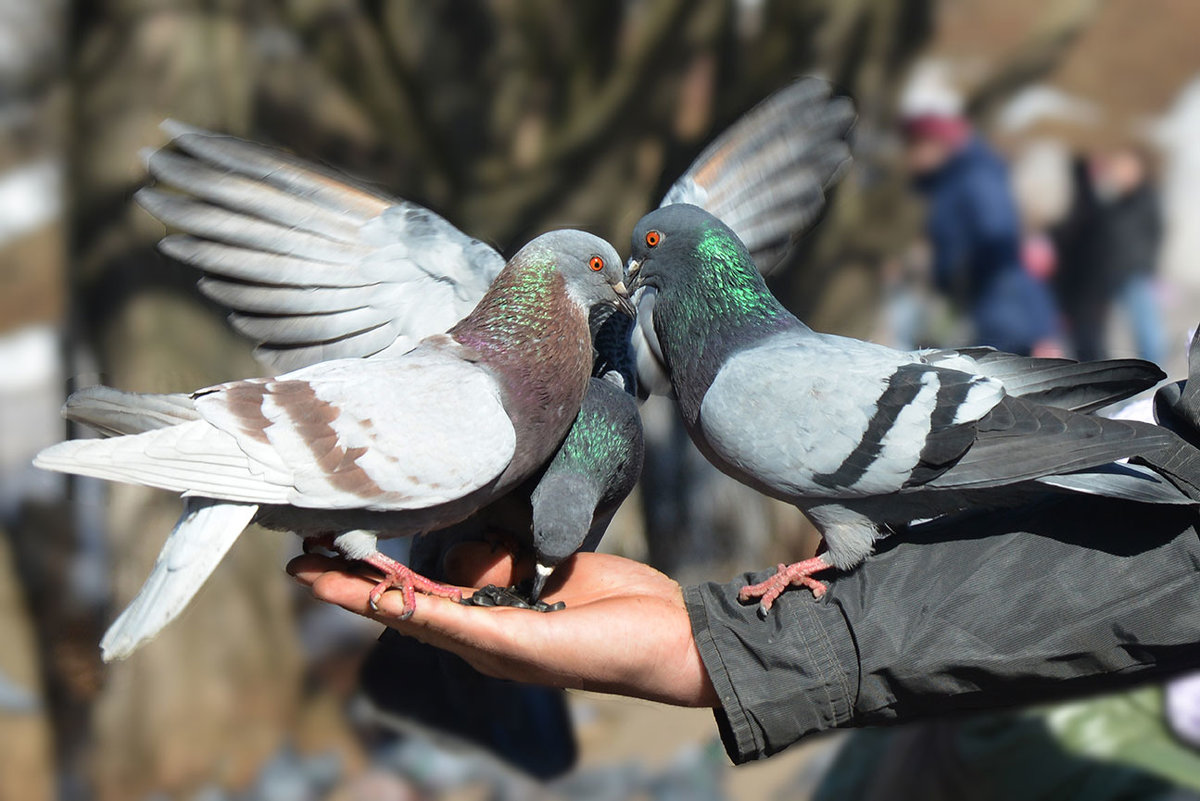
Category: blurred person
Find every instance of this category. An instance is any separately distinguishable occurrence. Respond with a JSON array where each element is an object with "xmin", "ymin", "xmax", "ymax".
[
  {"xmin": 1011, "ymin": 140, "xmax": 1075, "ymax": 290},
  {"xmin": 1056, "ymin": 146, "xmax": 1168, "ymax": 366},
  {"xmin": 1094, "ymin": 145, "xmax": 1168, "ymax": 366},
  {"xmin": 1053, "ymin": 155, "xmax": 1109, "ymax": 361},
  {"xmin": 902, "ymin": 110, "xmax": 1061, "ymax": 356}
]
